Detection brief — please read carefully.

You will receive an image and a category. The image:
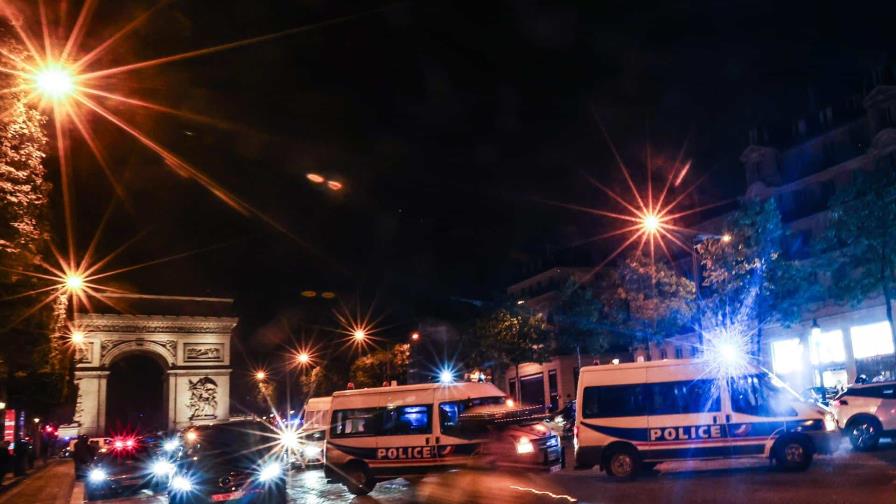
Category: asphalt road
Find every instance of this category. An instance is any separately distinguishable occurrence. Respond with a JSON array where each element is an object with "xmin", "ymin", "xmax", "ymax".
[{"xmin": 76, "ymin": 440, "xmax": 896, "ymax": 504}]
